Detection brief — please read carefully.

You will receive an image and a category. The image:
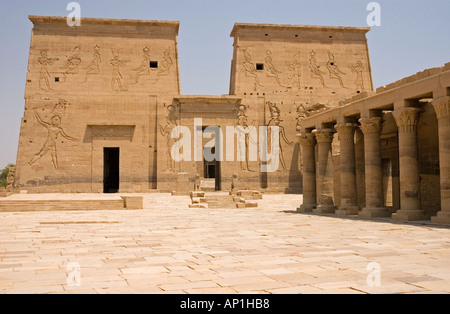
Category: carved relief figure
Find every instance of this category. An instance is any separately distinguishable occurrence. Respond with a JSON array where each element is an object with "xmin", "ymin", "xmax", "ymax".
[
  {"xmin": 236, "ymin": 104, "xmax": 255, "ymax": 172},
  {"xmin": 351, "ymin": 61, "xmax": 365, "ymax": 92},
  {"xmin": 29, "ymin": 108, "xmax": 78, "ymax": 170},
  {"xmin": 60, "ymin": 46, "xmax": 82, "ymax": 78},
  {"xmin": 158, "ymin": 105, "xmax": 178, "ymax": 173},
  {"xmin": 288, "ymin": 52, "xmax": 302, "ymax": 90},
  {"xmin": 110, "ymin": 51, "xmax": 129, "ymax": 91},
  {"xmin": 133, "ymin": 47, "xmax": 151, "ymax": 83},
  {"xmin": 309, "ymin": 50, "xmax": 326, "ymax": 88},
  {"xmin": 83, "ymin": 45, "xmax": 102, "ymax": 83},
  {"xmin": 158, "ymin": 48, "xmax": 173, "ymax": 77},
  {"xmin": 242, "ymin": 49, "xmax": 263, "ymax": 89},
  {"xmin": 38, "ymin": 50, "xmax": 59, "ymax": 90},
  {"xmin": 268, "ymin": 117, "xmax": 293, "ymax": 172},
  {"xmin": 326, "ymin": 51, "xmax": 346, "ymax": 88},
  {"xmin": 265, "ymin": 50, "xmax": 283, "ymax": 87}
]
